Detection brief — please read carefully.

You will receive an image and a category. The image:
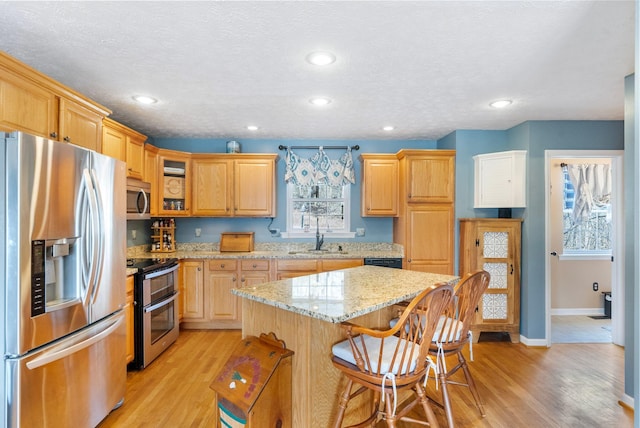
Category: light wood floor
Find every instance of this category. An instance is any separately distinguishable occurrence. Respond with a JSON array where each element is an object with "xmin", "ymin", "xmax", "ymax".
[{"xmin": 97, "ymin": 329, "xmax": 633, "ymax": 428}]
